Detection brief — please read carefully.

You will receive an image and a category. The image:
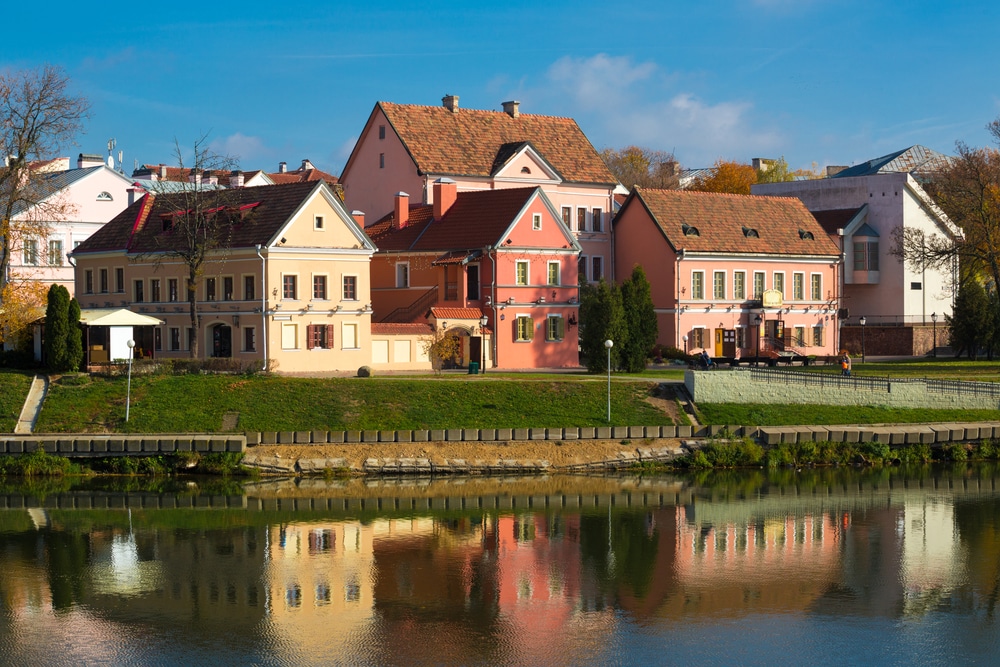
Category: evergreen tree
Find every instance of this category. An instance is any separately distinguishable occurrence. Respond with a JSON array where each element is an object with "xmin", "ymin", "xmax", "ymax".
[
  {"xmin": 947, "ymin": 279, "xmax": 991, "ymax": 359},
  {"xmin": 66, "ymin": 297, "xmax": 83, "ymax": 371},
  {"xmin": 44, "ymin": 284, "xmax": 70, "ymax": 371},
  {"xmin": 579, "ymin": 278, "xmax": 627, "ymax": 372},
  {"xmin": 619, "ymin": 265, "xmax": 658, "ymax": 372}
]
